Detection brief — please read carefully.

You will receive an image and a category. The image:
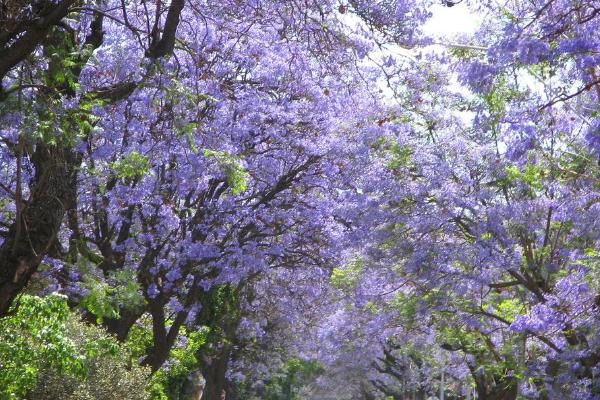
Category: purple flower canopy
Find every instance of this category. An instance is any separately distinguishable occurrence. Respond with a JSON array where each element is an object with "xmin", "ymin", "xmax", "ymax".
[{"xmin": 1, "ymin": 0, "xmax": 600, "ymax": 398}]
